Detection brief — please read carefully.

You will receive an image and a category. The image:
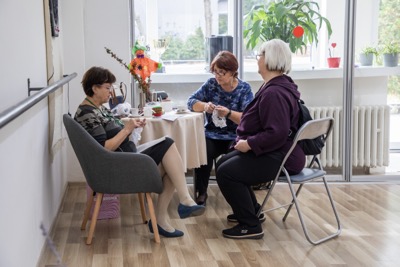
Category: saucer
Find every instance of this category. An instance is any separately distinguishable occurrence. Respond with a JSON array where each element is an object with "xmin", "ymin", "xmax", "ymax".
[
  {"xmin": 176, "ymin": 109, "xmax": 190, "ymax": 114},
  {"xmin": 129, "ymin": 114, "xmax": 143, "ymax": 118}
]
